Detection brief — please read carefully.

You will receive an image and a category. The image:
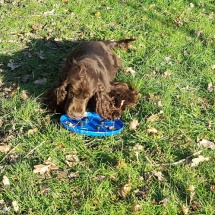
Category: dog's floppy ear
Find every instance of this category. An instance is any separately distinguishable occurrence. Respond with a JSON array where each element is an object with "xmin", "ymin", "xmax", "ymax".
[{"xmin": 55, "ymin": 82, "xmax": 68, "ymax": 105}]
